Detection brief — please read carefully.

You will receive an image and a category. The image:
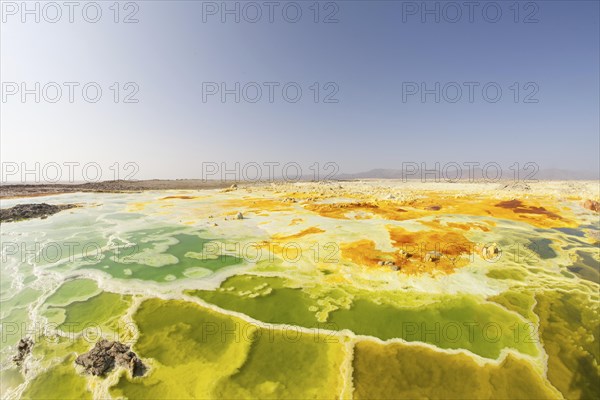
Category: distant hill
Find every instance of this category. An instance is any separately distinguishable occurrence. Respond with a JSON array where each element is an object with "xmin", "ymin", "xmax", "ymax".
[{"xmin": 336, "ymin": 168, "xmax": 599, "ymax": 181}]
